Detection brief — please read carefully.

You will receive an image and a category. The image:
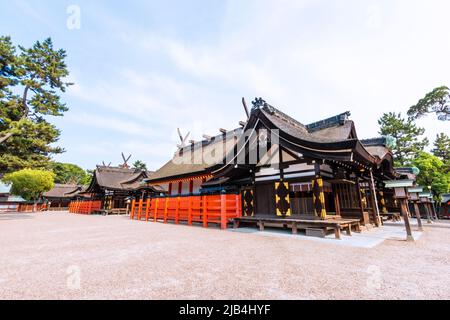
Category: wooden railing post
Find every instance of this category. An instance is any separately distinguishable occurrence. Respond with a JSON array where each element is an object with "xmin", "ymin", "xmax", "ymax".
[
  {"xmin": 164, "ymin": 198, "xmax": 168, "ymax": 223},
  {"xmin": 145, "ymin": 198, "xmax": 151, "ymax": 221},
  {"xmin": 137, "ymin": 199, "xmax": 143, "ymax": 220},
  {"xmin": 175, "ymin": 197, "xmax": 180, "ymax": 224},
  {"xmin": 130, "ymin": 199, "xmax": 136, "ymax": 220},
  {"xmin": 235, "ymin": 194, "xmax": 241, "ymax": 217},
  {"xmin": 202, "ymin": 196, "xmax": 208, "ymax": 228},
  {"xmin": 154, "ymin": 198, "xmax": 159, "ymax": 222},
  {"xmin": 188, "ymin": 197, "xmax": 193, "ymax": 226},
  {"xmin": 221, "ymin": 193, "xmax": 227, "ymax": 230}
]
